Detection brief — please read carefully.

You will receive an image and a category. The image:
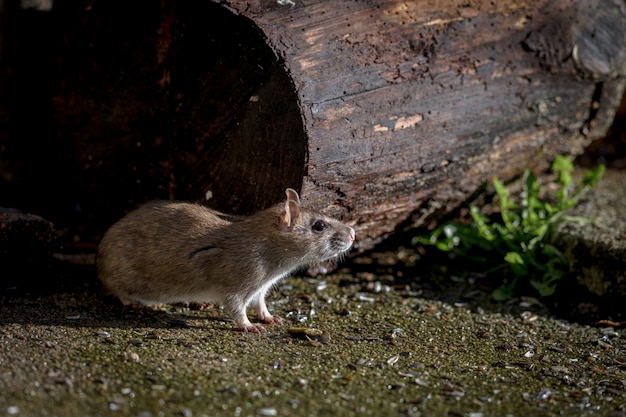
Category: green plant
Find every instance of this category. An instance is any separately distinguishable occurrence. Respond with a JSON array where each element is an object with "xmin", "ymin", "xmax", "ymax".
[{"xmin": 414, "ymin": 156, "xmax": 605, "ymax": 300}]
